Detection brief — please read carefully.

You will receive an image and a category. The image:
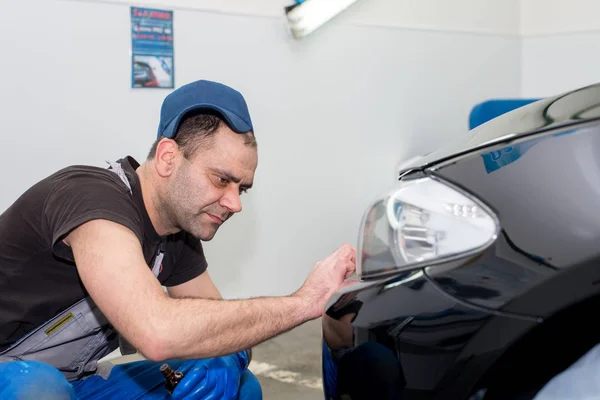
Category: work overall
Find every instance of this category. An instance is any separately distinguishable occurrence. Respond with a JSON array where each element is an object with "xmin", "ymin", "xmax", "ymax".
[{"xmin": 0, "ymin": 162, "xmax": 159, "ymax": 380}]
